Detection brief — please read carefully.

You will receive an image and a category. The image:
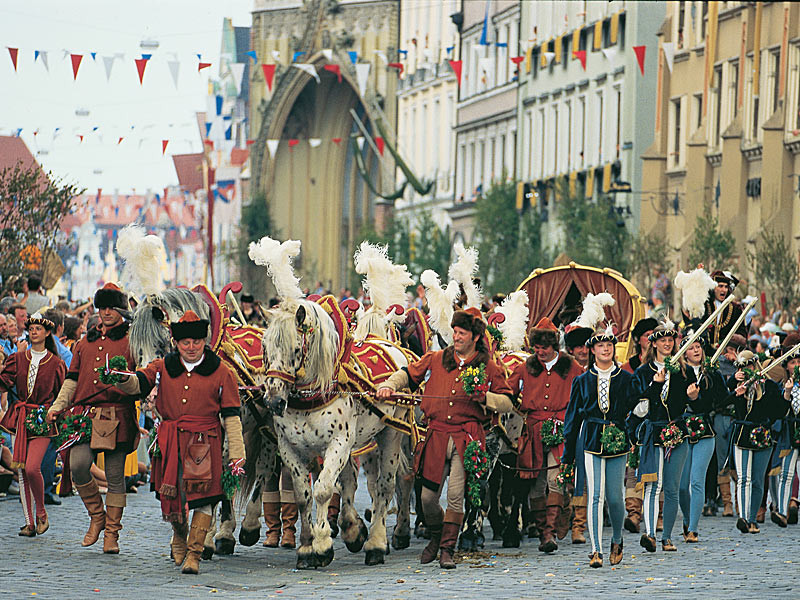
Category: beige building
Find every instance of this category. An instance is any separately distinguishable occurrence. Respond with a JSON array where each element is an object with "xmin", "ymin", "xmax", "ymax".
[{"xmin": 642, "ymin": 1, "xmax": 800, "ymax": 277}]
